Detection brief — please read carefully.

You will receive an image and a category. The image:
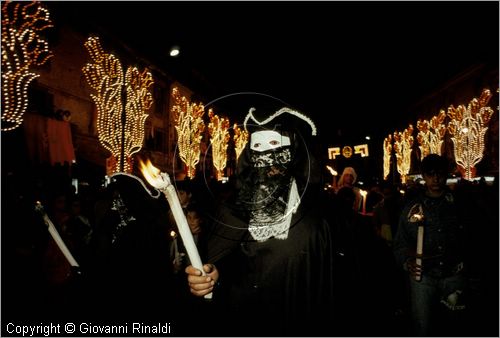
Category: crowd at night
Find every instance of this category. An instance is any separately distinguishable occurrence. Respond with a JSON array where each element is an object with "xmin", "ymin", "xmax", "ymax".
[{"xmin": 2, "ymin": 1, "xmax": 499, "ymax": 337}]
